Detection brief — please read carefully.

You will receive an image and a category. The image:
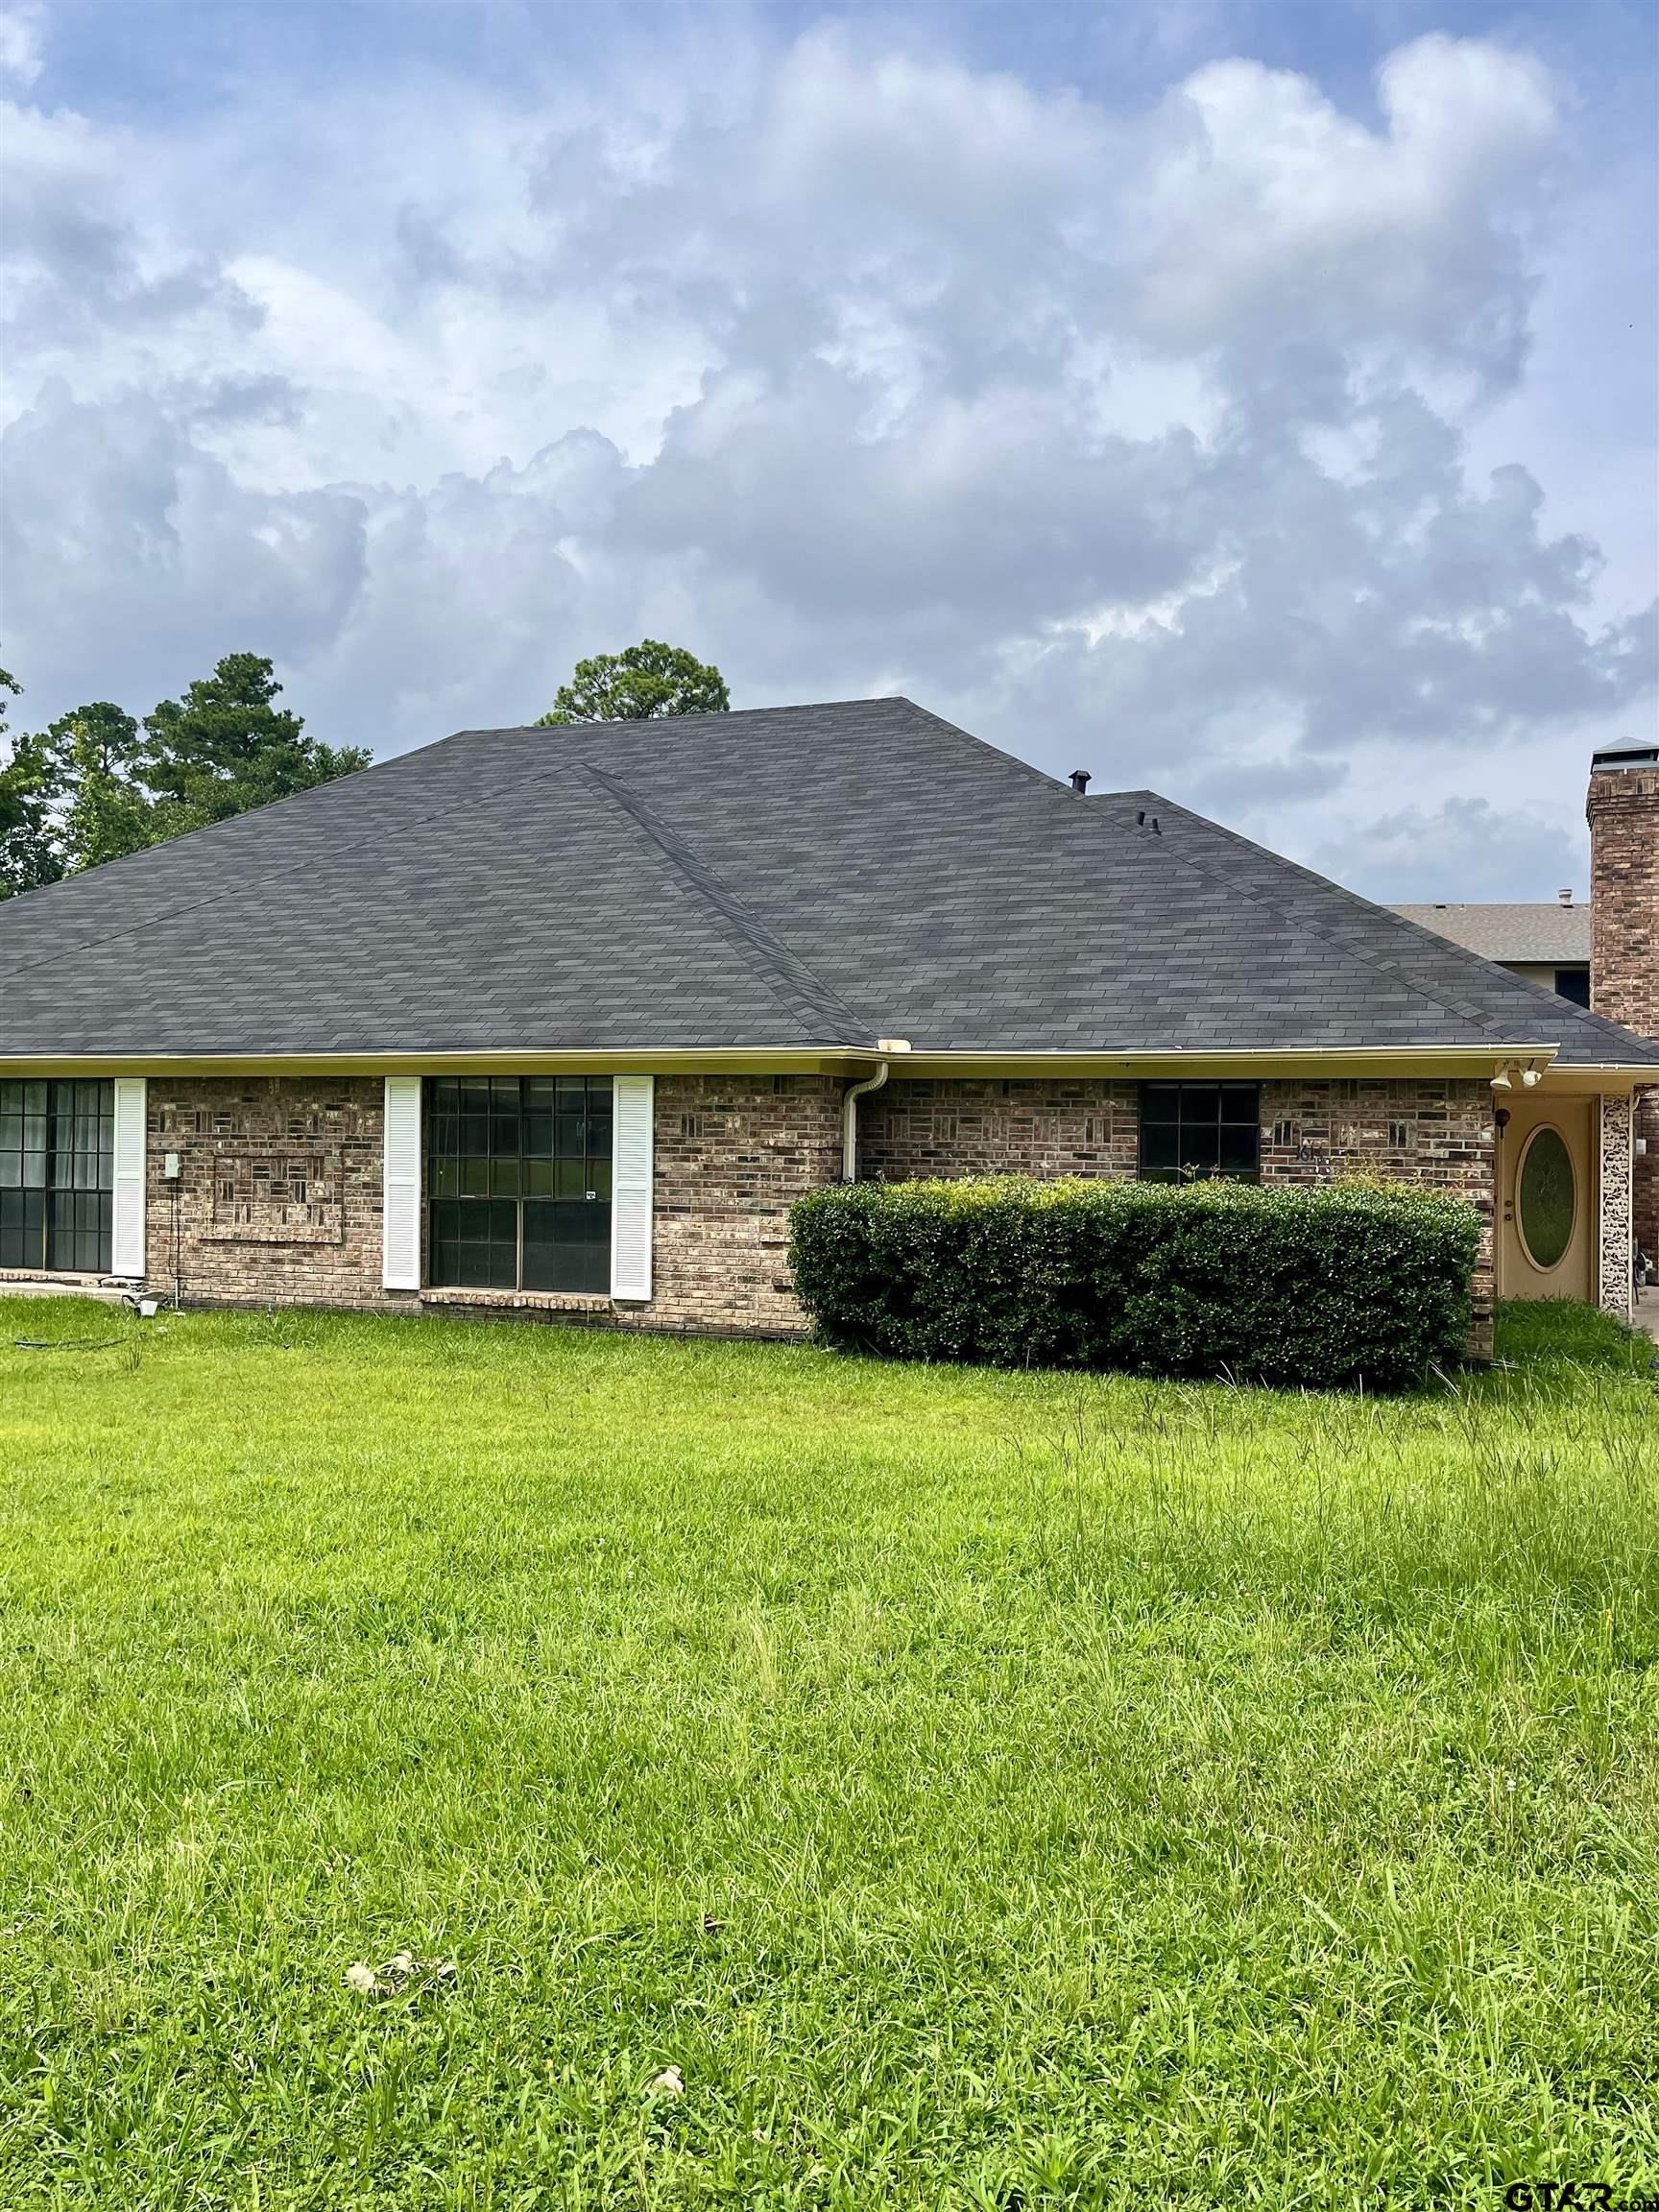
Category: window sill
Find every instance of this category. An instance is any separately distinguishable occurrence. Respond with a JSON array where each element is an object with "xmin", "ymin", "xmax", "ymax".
[
  {"xmin": 0, "ymin": 1266, "xmax": 130, "ymax": 1286},
  {"xmin": 419, "ymin": 1286, "xmax": 615, "ymax": 1313}
]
